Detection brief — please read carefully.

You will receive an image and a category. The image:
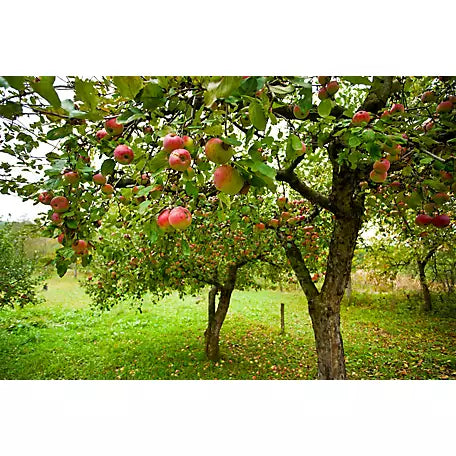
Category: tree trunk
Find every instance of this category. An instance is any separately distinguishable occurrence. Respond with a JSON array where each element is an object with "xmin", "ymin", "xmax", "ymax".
[
  {"xmin": 345, "ymin": 273, "xmax": 352, "ymax": 304},
  {"xmin": 418, "ymin": 260, "xmax": 432, "ymax": 312}
]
